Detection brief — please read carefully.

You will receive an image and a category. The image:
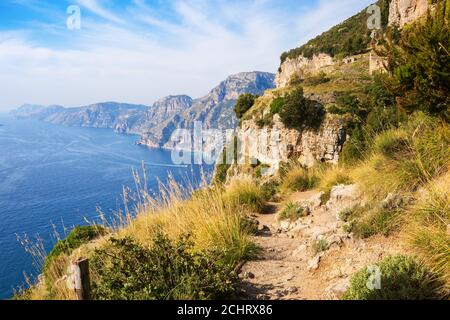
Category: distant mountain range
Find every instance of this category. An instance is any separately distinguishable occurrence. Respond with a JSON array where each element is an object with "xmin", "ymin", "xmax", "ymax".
[{"xmin": 12, "ymin": 71, "xmax": 275, "ymax": 149}]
